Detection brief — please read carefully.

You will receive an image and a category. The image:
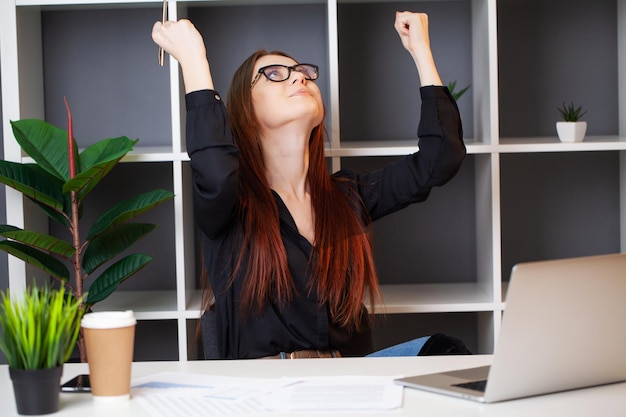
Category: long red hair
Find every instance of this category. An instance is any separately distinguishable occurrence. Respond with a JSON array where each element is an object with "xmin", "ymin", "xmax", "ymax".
[{"xmin": 221, "ymin": 50, "xmax": 381, "ymax": 329}]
